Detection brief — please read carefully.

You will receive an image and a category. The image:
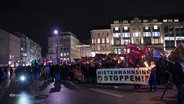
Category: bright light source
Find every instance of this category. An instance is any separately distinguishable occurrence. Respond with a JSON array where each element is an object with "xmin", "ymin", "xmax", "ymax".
[
  {"xmin": 54, "ymin": 30, "xmax": 58, "ymax": 35},
  {"xmin": 20, "ymin": 76, "xmax": 26, "ymax": 81},
  {"xmin": 144, "ymin": 62, "xmax": 149, "ymax": 68}
]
